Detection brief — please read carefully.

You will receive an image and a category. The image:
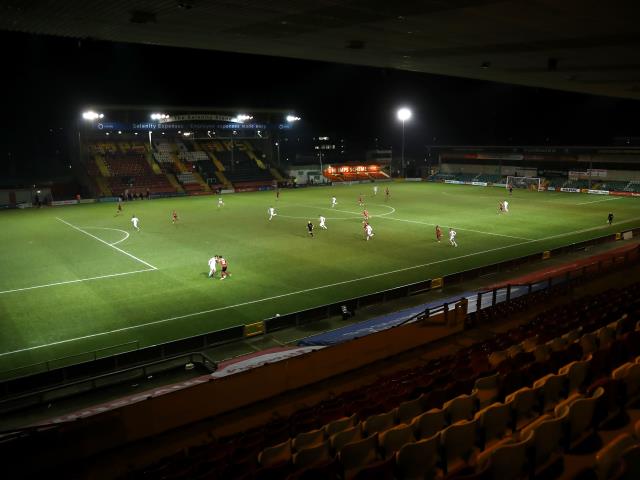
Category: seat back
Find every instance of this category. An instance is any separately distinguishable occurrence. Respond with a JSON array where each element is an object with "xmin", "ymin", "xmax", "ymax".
[
  {"xmin": 506, "ymin": 386, "xmax": 540, "ymax": 428},
  {"xmin": 258, "ymin": 438, "xmax": 292, "ymax": 467},
  {"xmin": 560, "ymin": 360, "xmax": 591, "ymax": 394},
  {"xmin": 324, "ymin": 414, "xmax": 357, "ymax": 437},
  {"xmin": 362, "ymin": 411, "xmax": 395, "ymax": 436},
  {"xmin": 521, "ymin": 409, "xmax": 567, "ymax": 467},
  {"xmin": 534, "ymin": 373, "xmax": 567, "ymax": 412},
  {"xmin": 293, "ymin": 441, "xmax": 331, "ymax": 469},
  {"xmin": 568, "ymin": 387, "xmax": 603, "ymax": 445},
  {"xmin": 444, "ymin": 394, "xmax": 477, "ymax": 423},
  {"xmin": 410, "ymin": 408, "xmax": 447, "ymax": 439},
  {"xmin": 293, "ymin": 428, "xmax": 325, "ymax": 452},
  {"xmin": 396, "ymin": 396, "xmax": 425, "ymax": 424},
  {"xmin": 441, "ymin": 419, "xmax": 478, "ymax": 473},
  {"xmin": 379, "ymin": 423, "xmax": 414, "ymax": 458},
  {"xmin": 395, "ymin": 433, "xmax": 440, "ymax": 480},
  {"xmin": 338, "ymin": 433, "xmax": 378, "ymax": 475},
  {"xmin": 473, "ymin": 373, "xmax": 500, "ymax": 408},
  {"xmin": 477, "ymin": 430, "xmax": 534, "ymax": 480},
  {"xmin": 475, "ymin": 402, "xmax": 511, "ymax": 448},
  {"xmin": 594, "ymin": 433, "xmax": 636, "ymax": 480},
  {"xmin": 330, "ymin": 425, "xmax": 363, "ymax": 453}
]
